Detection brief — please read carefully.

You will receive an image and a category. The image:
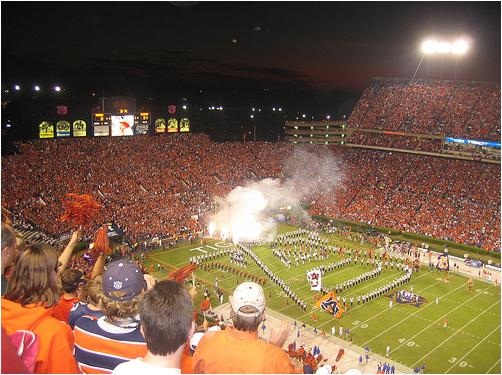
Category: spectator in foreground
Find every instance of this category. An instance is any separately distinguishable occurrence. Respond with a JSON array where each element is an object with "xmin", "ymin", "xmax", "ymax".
[
  {"xmin": 192, "ymin": 281, "xmax": 302, "ymax": 373},
  {"xmin": 1, "ymin": 224, "xmax": 17, "ymax": 296},
  {"xmin": 52, "ymin": 268, "xmax": 85, "ymax": 322},
  {"xmin": 68, "ymin": 275, "xmax": 105, "ymax": 329},
  {"xmin": 2, "ymin": 244, "xmax": 79, "ymax": 373},
  {"xmin": 73, "ymin": 259, "xmax": 155, "ymax": 373},
  {"xmin": 112, "ymin": 280, "xmax": 194, "ymax": 374}
]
